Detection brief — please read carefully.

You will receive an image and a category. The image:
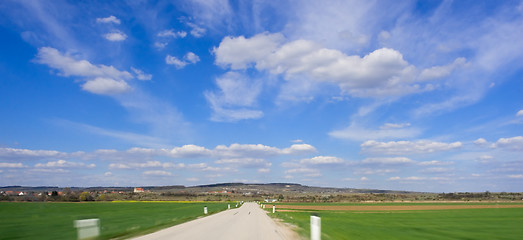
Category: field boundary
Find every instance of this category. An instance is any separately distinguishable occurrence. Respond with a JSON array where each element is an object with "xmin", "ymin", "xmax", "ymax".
[{"xmin": 275, "ymin": 204, "xmax": 523, "ymax": 211}]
